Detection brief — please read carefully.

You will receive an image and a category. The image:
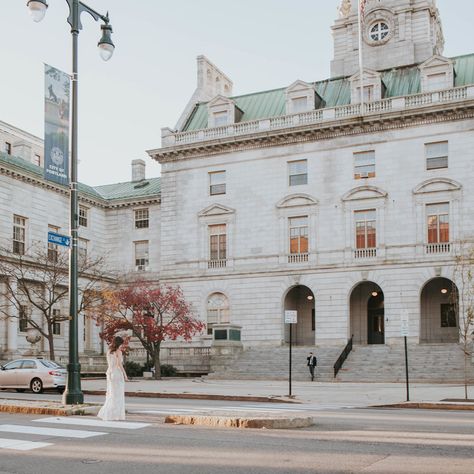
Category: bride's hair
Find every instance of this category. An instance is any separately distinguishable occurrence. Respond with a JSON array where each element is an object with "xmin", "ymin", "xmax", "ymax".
[{"xmin": 110, "ymin": 336, "xmax": 124, "ymax": 353}]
